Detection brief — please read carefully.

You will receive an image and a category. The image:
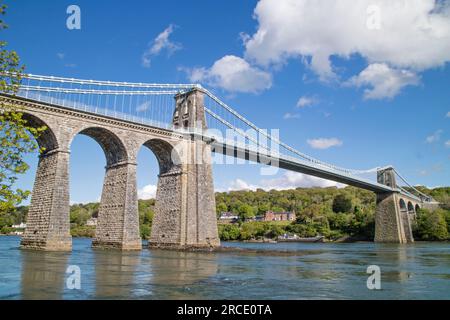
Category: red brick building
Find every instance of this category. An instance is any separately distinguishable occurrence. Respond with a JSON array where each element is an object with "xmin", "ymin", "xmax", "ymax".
[{"xmin": 263, "ymin": 211, "xmax": 296, "ymax": 222}]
